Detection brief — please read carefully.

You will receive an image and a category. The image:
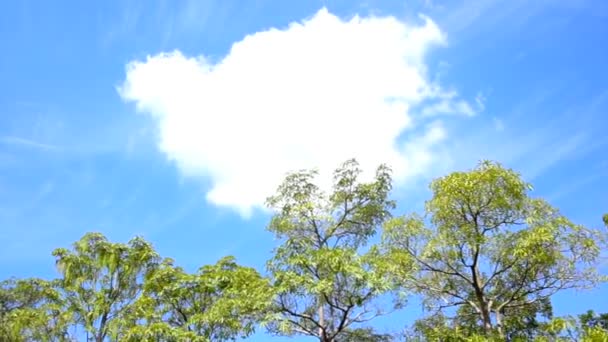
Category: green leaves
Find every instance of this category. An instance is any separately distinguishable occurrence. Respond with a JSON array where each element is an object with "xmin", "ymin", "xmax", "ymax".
[
  {"xmin": 129, "ymin": 256, "xmax": 273, "ymax": 341},
  {"xmin": 382, "ymin": 161, "xmax": 608, "ymax": 338},
  {"xmin": 0, "ymin": 278, "xmax": 69, "ymax": 341},
  {"xmin": 267, "ymin": 159, "xmax": 394, "ymax": 250},
  {"xmin": 426, "ymin": 161, "xmax": 528, "ymax": 239},
  {"xmin": 267, "ymin": 159, "xmax": 394, "ymax": 341},
  {"xmin": 52, "ymin": 232, "xmax": 161, "ymax": 341},
  {"xmin": 0, "ymin": 233, "xmax": 272, "ymax": 341}
]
